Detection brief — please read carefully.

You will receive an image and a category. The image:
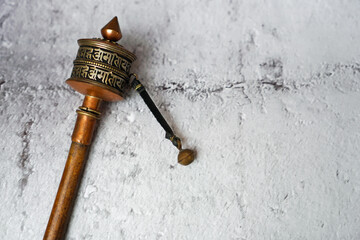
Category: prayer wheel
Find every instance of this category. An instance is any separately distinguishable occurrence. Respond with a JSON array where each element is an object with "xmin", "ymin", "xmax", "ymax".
[{"xmin": 44, "ymin": 17, "xmax": 195, "ymax": 240}]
